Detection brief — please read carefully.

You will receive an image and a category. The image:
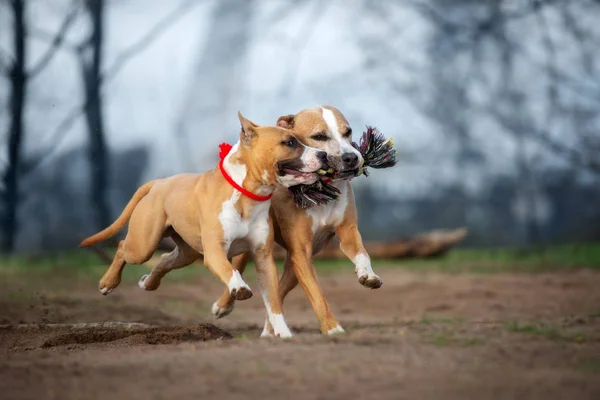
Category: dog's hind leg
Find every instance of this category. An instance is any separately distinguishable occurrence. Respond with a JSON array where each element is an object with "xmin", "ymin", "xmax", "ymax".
[
  {"xmin": 98, "ymin": 240, "xmax": 126, "ymax": 295},
  {"xmin": 138, "ymin": 233, "xmax": 200, "ymax": 291},
  {"xmin": 211, "ymin": 252, "xmax": 251, "ymax": 318},
  {"xmin": 98, "ymin": 198, "xmax": 166, "ymax": 294}
]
